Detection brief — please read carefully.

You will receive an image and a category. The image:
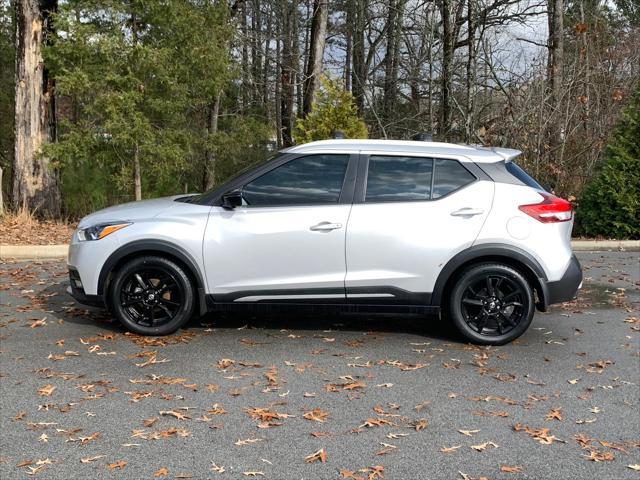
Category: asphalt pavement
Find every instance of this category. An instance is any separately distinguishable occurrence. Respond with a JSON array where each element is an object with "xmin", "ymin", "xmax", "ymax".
[{"xmin": 0, "ymin": 251, "xmax": 638, "ymax": 480}]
